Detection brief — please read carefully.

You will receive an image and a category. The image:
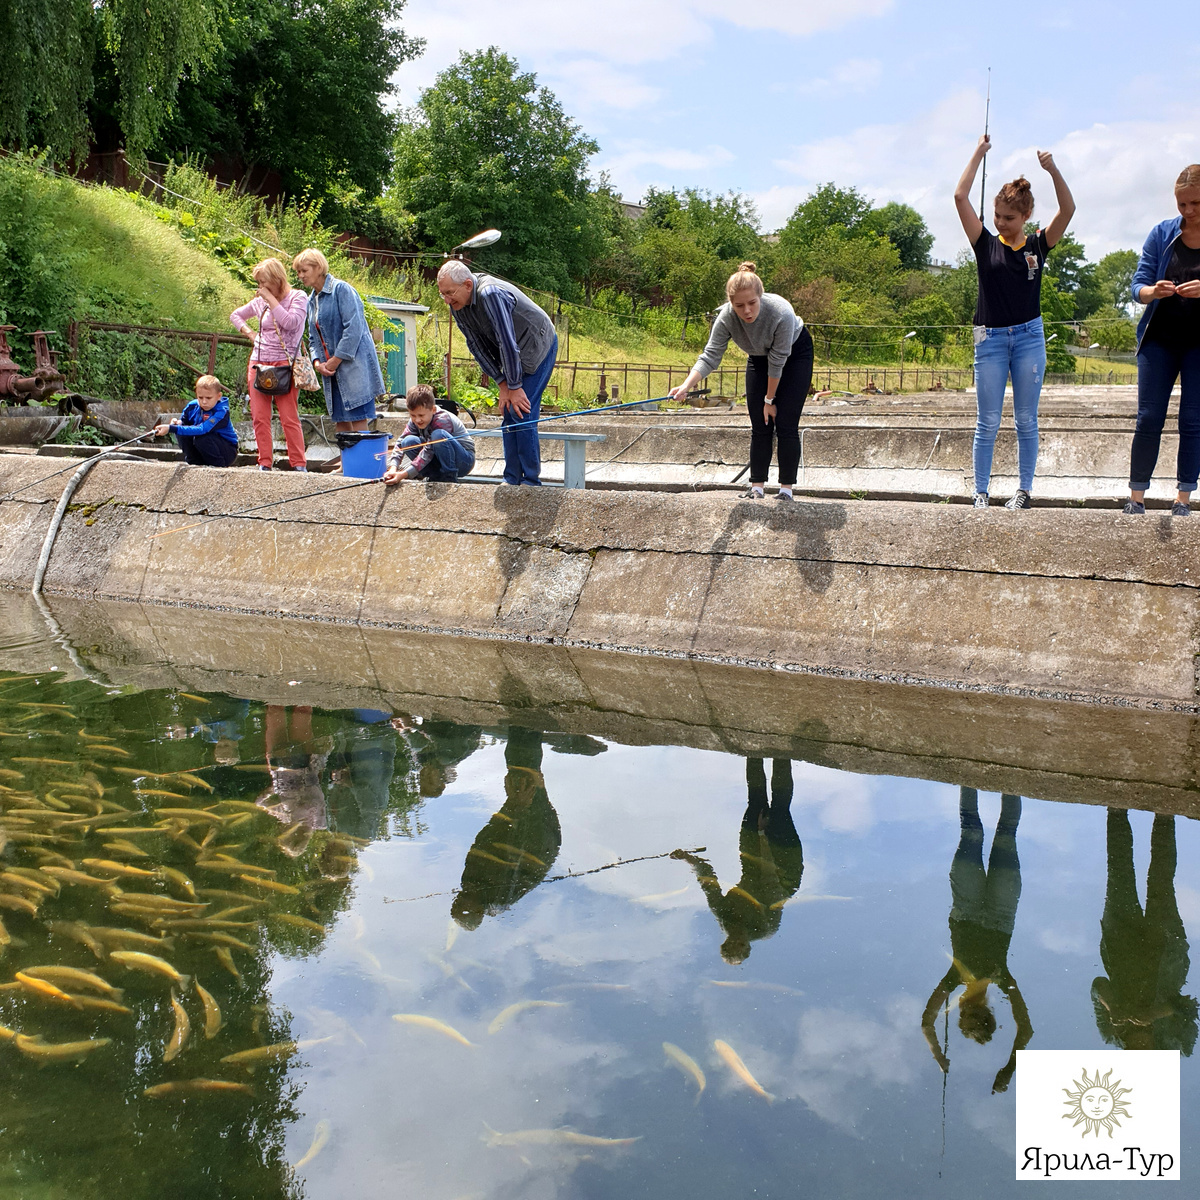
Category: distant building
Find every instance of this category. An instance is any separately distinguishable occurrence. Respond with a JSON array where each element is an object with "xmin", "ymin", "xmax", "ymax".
[
  {"xmin": 621, "ymin": 201, "xmax": 647, "ymax": 221},
  {"xmin": 927, "ymin": 259, "xmax": 953, "ymax": 276}
]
